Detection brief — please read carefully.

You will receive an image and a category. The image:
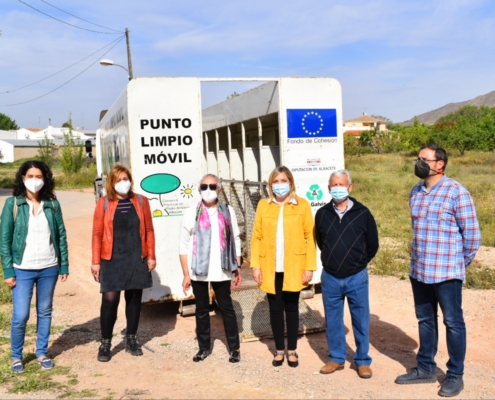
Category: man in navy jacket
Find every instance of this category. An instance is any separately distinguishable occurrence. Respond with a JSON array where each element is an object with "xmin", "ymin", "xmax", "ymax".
[{"xmin": 315, "ymin": 170, "xmax": 379, "ymax": 379}]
